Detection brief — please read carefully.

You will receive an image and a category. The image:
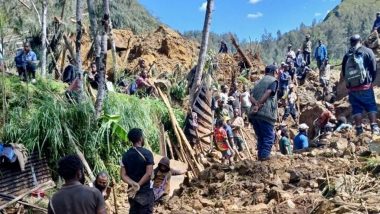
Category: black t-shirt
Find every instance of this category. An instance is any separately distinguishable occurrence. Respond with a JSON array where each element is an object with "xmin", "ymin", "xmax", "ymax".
[
  {"xmin": 122, "ymin": 147, "xmax": 154, "ymax": 192},
  {"xmin": 48, "ymin": 182, "xmax": 105, "ymax": 214}
]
